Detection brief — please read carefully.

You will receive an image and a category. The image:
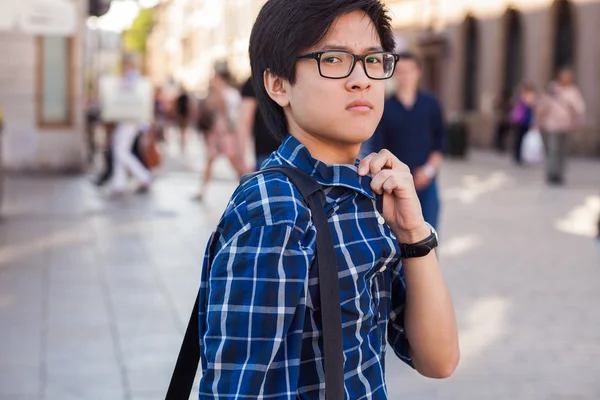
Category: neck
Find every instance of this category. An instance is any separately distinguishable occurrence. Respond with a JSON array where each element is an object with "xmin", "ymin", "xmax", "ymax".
[
  {"xmin": 397, "ymin": 87, "xmax": 418, "ymax": 107},
  {"xmin": 289, "ymin": 129, "xmax": 360, "ymax": 165}
]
